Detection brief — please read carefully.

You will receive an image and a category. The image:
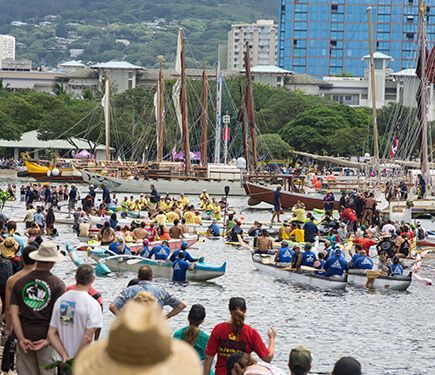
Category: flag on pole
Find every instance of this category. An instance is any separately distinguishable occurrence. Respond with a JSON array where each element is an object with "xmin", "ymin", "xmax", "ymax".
[
  {"xmin": 390, "ymin": 136, "xmax": 399, "ymax": 158},
  {"xmin": 223, "ymin": 127, "xmax": 231, "ymax": 141}
]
